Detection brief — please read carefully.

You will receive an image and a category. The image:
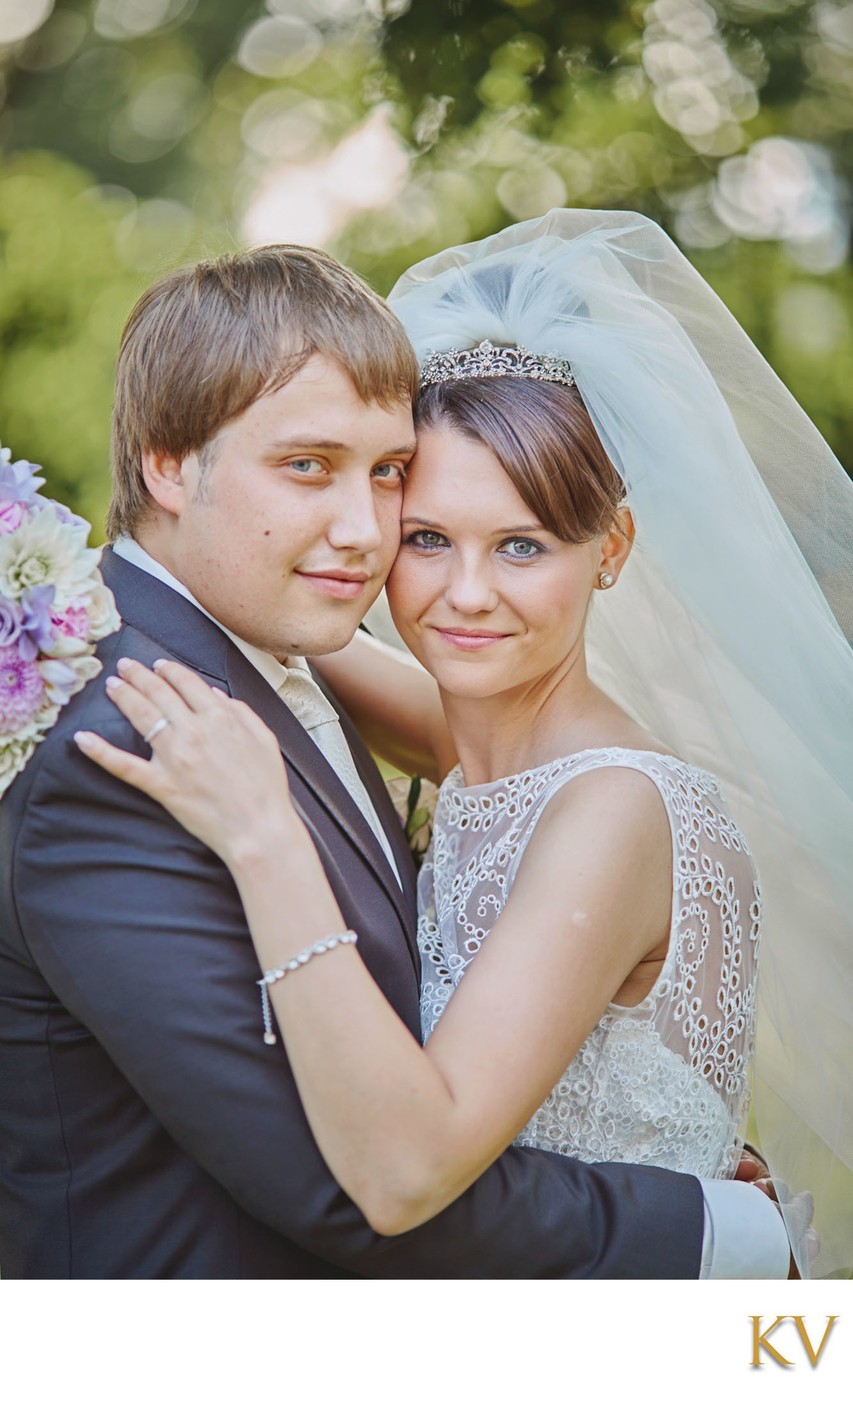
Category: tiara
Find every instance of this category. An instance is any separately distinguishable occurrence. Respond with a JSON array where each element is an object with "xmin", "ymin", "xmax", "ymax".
[{"xmin": 420, "ymin": 339, "xmax": 575, "ymax": 390}]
